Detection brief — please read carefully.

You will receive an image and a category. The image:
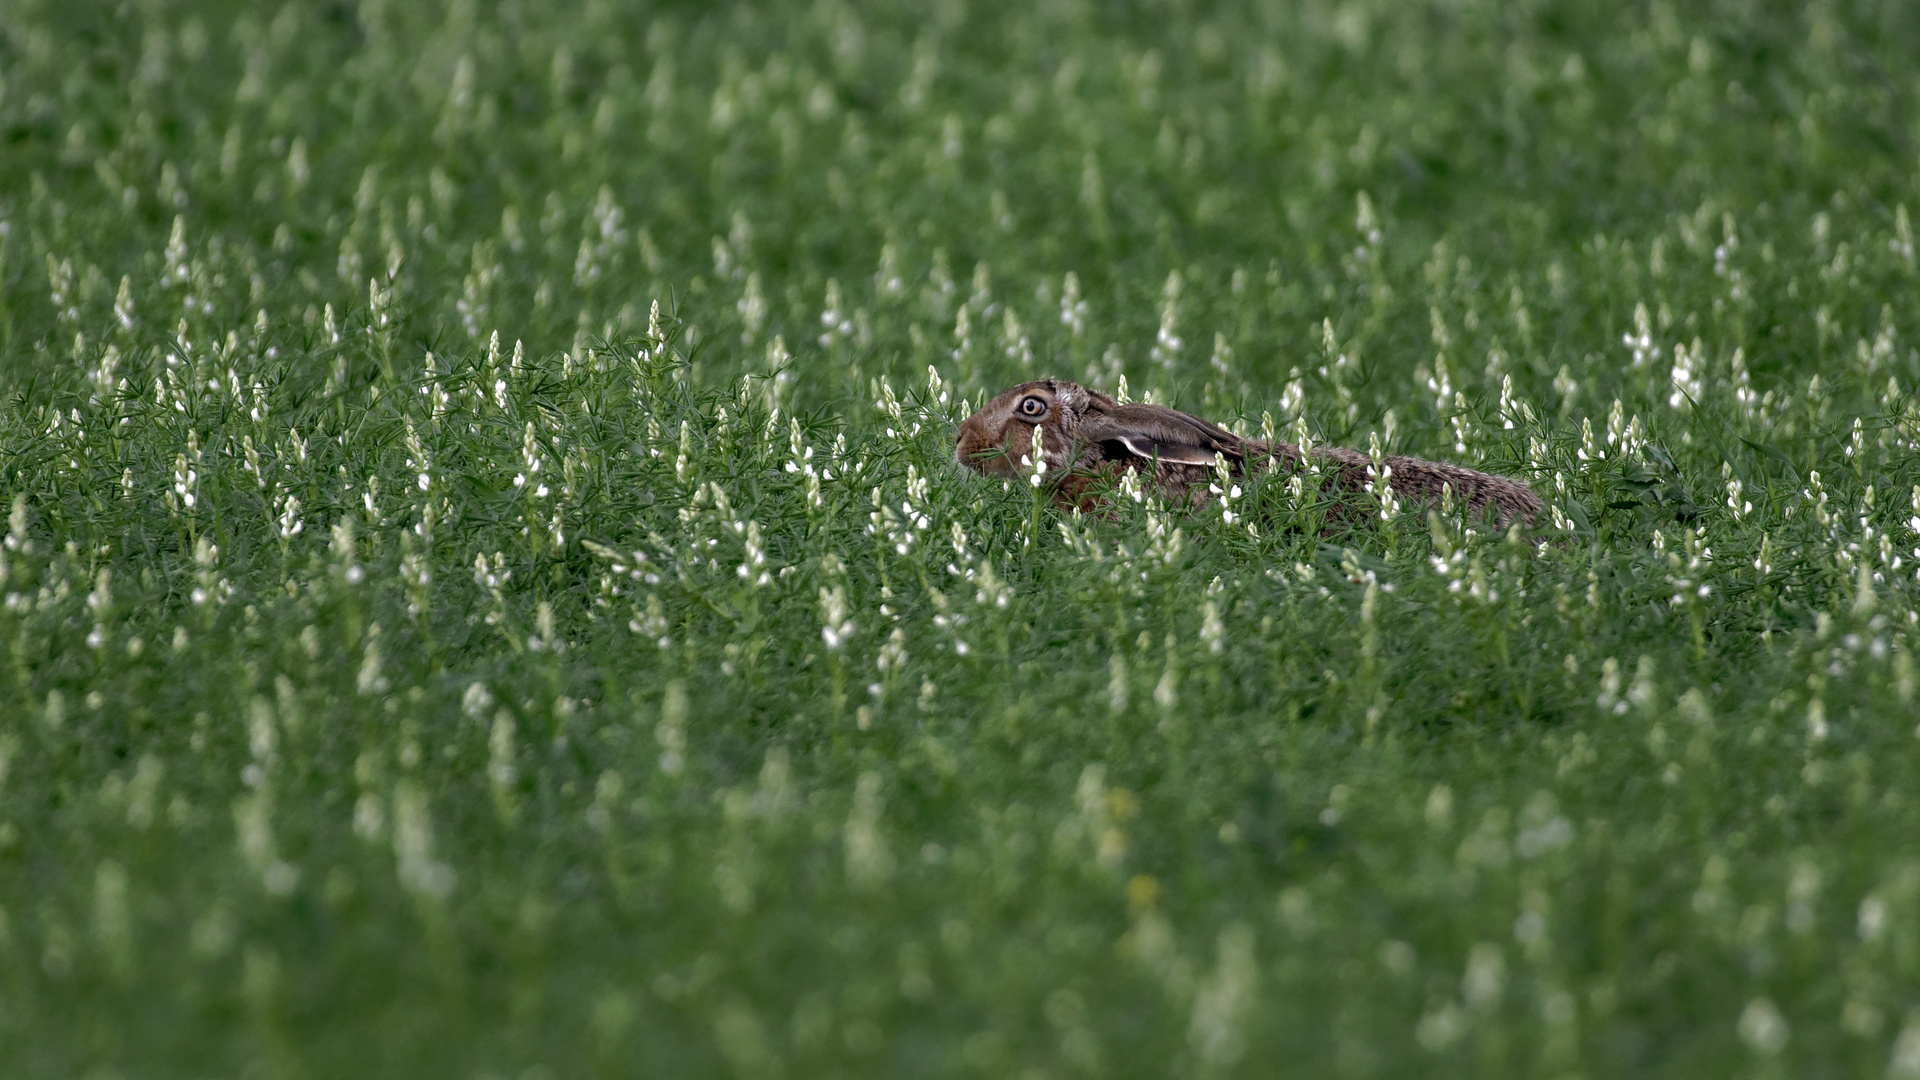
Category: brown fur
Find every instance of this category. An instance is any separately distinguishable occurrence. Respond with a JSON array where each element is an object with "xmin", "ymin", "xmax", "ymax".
[{"xmin": 955, "ymin": 377, "xmax": 1541, "ymax": 527}]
